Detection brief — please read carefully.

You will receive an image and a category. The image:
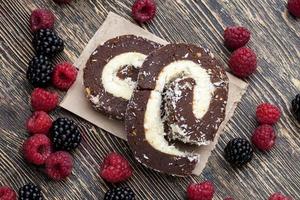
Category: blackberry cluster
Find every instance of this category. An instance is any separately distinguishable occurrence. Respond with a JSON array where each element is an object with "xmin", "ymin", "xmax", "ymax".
[
  {"xmin": 50, "ymin": 117, "xmax": 81, "ymax": 151},
  {"xmin": 224, "ymin": 138, "xmax": 253, "ymax": 167},
  {"xmin": 18, "ymin": 183, "xmax": 43, "ymax": 200},
  {"xmin": 26, "ymin": 55, "xmax": 53, "ymax": 87},
  {"xmin": 33, "ymin": 29, "xmax": 64, "ymax": 57},
  {"xmin": 27, "ymin": 25, "xmax": 65, "ymax": 87},
  {"xmin": 104, "ymin": 187, "xmax": 135, "ymax": 200},
  {"xmin": 292, "ymin": 94, "xmax": 300, "ymax": 122}
]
